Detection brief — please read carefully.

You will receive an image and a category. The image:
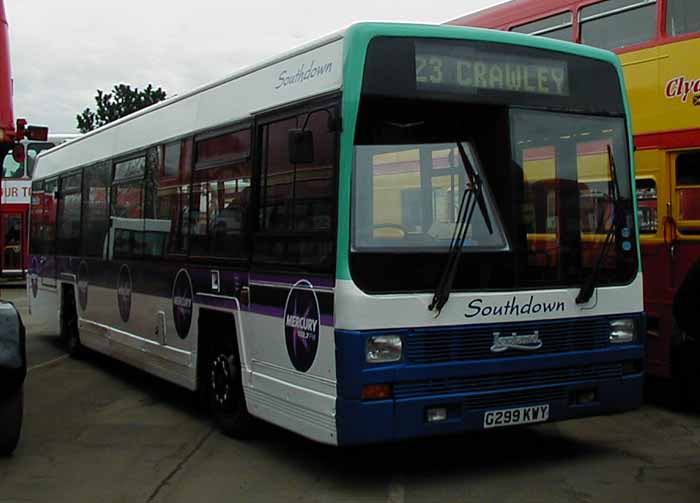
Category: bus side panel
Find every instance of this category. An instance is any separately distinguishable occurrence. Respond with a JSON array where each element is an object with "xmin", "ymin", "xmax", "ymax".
[
  {"xmin": 27, "ymin": 255, "xmax": 60, "ymax": 335},
  {"xmin": 243, "ymin": 275, "xmax": 338, "ymax": 445},
  {"xmin": 73, "ymin": 257, "xmax": 197, "ymax": 389}
]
